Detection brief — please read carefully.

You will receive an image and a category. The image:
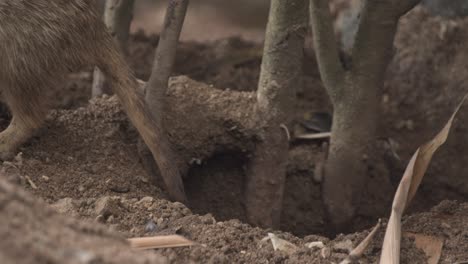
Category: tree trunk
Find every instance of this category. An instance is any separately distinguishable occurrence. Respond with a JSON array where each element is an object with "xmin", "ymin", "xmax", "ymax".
[
  {"xmin": 92, "ymin": 67, "xmax": 109, "ymax": 97},
  {"xmin": 245, "ymin": 0, "xmax": 308, "ymax": 228},
  {"xmin": 423, "ymin": 0, "xmax": 468, "ymax": 17},
  {"xmin": 310, "ymin": 0, "xmax": 421, "ymax": 231},
  {"xmin": 139, "ymin": 0, "xmax": 189, "ymax": 202},
  {"xmin": 103, "ymin": 0, "xmax": 135, "ymax": 53},
  {"xmin": 145, "ymin": 0, "xmax": 188, "ymax": 125},
  {"xmin": 322, "ymin": 78, "xmax": 379, "ymax": 230},
  {"xmin": 93, "ymin": 0, "xmax": 135, "ymax": 97},
  {"xmin": 0, "ymin": 177, "xmax": 165, "ymax": 264}
]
